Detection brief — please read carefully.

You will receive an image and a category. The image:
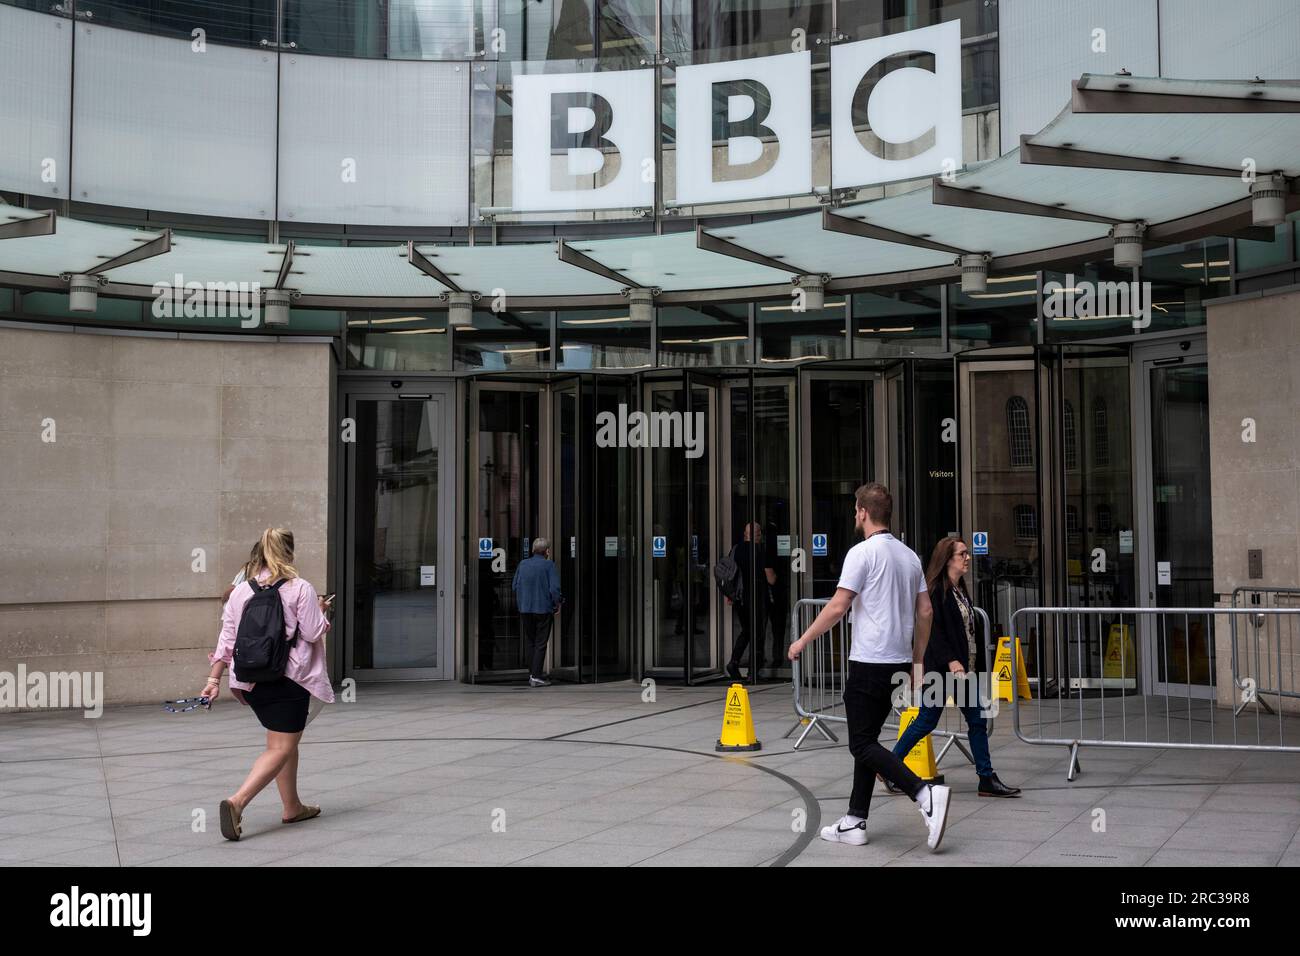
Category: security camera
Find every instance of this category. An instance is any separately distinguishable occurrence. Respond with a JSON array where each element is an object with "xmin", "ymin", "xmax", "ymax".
[
  {"xmin": 1179, "ymin": 341, "xmax": 1190, "ymax": 352},
  {"xmin": 391, "ymin": 380, "xmax": 403, "ymax": 388}
]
